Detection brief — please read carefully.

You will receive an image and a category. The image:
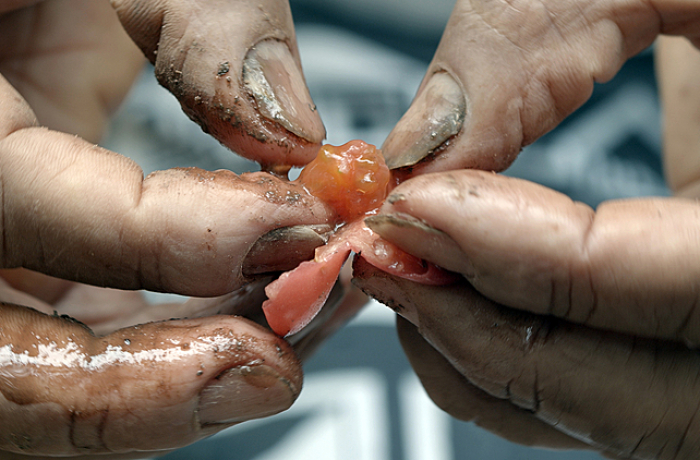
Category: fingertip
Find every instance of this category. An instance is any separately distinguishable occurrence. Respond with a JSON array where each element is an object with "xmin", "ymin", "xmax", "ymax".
[
  {"xmin": 351, "ymin": 257, "xmax": 423, "ymax": 327},
  {"xmin": 198, "ymin": 363, "xmax": 299, "ymax": 425},
  {"xmin": 206, "ymin": 113, "xmax": 322, "ymax": 167},
  {"xmin": 114, "ymin": 0, "xmax": 324, "ymax": 166},
  {"xmin": 242, "ymin": 40, "xmax": 325, "ymax": 145},
  {"xmin": 186, "ymin": 38, "xmax": 327, "ymax": 167},
  {"xmin": 242, "ymin": 224, "xmax": 332, "ymax": 277},
  {"xmin": 382, "ymin": 72, "xmax": 465, "ymax": 170},
  {"xmin": 364, "ymin": 213, "xmax": 473, "ymax": 277}
]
